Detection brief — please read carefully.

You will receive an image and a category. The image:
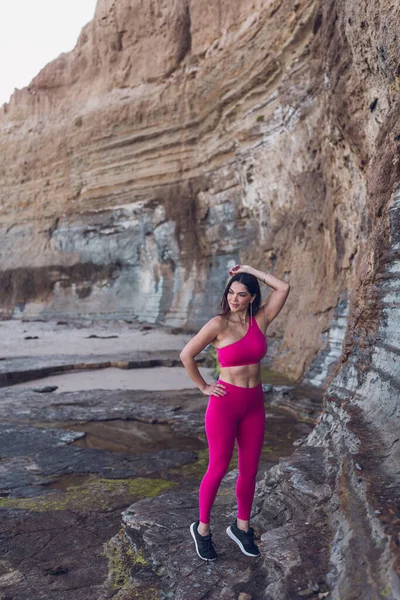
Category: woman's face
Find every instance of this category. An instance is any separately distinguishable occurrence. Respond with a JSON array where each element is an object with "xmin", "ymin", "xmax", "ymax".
[{"xmin": 227, "ymin": 281, "xmax": 253, "ymax": 312}]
